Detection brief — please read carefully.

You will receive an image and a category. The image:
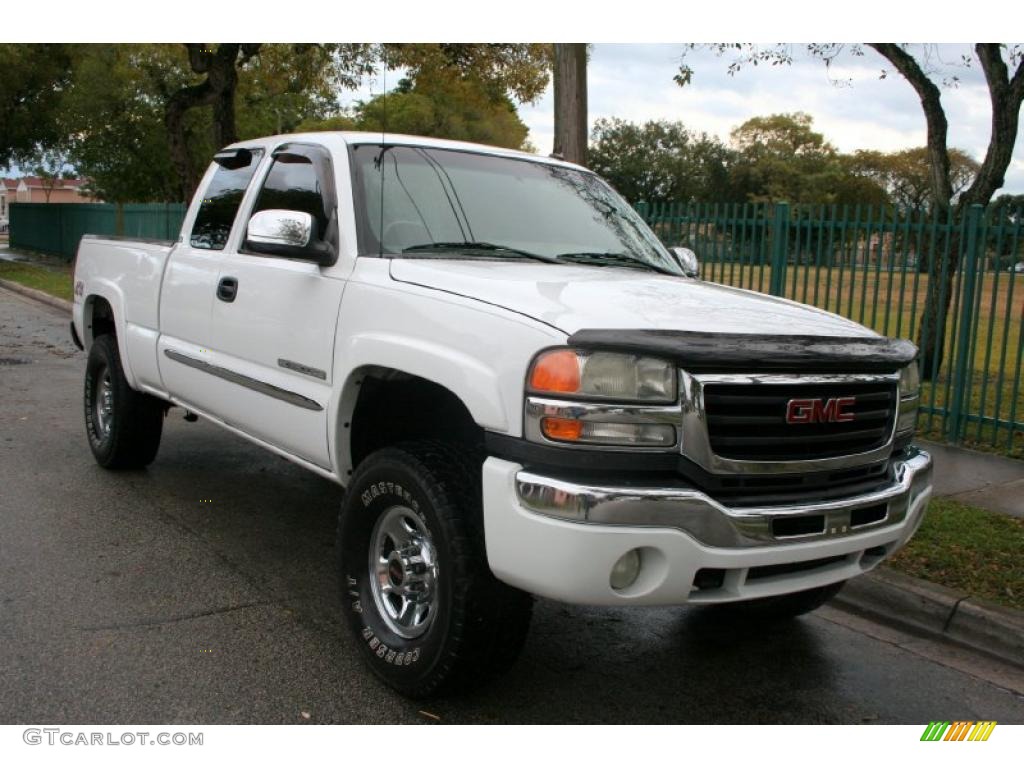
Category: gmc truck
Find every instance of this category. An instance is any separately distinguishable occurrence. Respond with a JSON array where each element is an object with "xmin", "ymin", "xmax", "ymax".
[{"xmin": 71, "ymin": 132, "xmax": 933, "ymax": 697}]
